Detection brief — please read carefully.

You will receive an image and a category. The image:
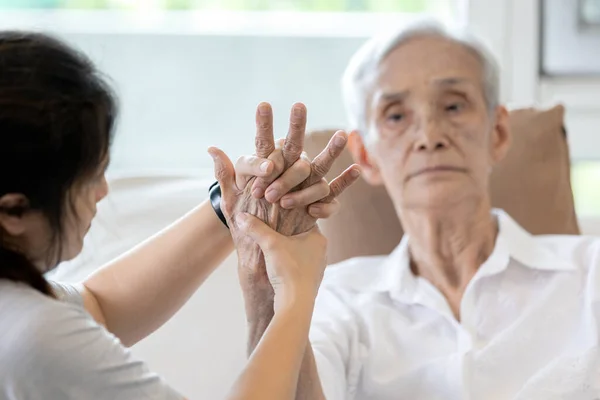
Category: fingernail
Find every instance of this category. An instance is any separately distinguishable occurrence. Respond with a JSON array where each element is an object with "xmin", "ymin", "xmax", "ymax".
[
  {"xmin": 265, "ymin": 188, "xmax": 278, "ymax": 201},
  {"xmin": 309, "ymin": 205, "xmax": 323, "ymax": 215},
  {"xmin": 259, "ymin": 103, "xmax": 270, "ymax": 116},
  {"xmin": 260, "ymin": 161, "xmax": 270, "ymax": 173},
  {"xmin": 252, "ymin": 188, "xmax": 263, "ymax": 198},
  {"xmin": 334, "ymin": 135, "xmax": 347, "ymax": 147},
  {"xmin": 350, "ymin": 168, "xmax": 361, "ymax": 178},
  {"xmin": 293, "ymin": 104, "xmax": 304, "ymax": 117},
  {"xmin": 281, "ymin": 199, "xmax": 294, "ymax": 208}
]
